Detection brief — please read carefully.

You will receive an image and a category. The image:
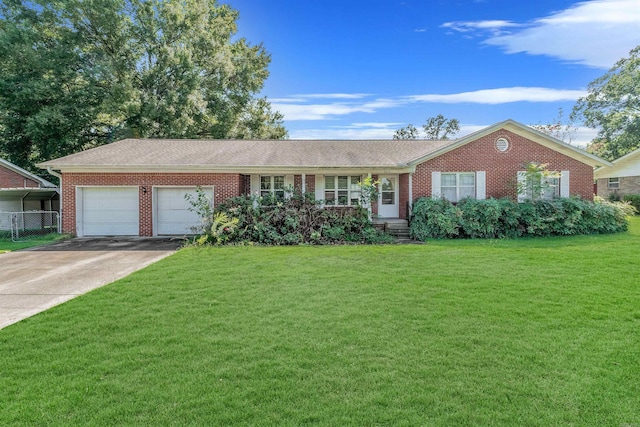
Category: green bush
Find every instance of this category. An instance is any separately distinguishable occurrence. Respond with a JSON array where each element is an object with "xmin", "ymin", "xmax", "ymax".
[
  {"xmin": 191, "ymin": 188, "xmax": 393, "ymax": 245},
  {"xmin": 622, "ymin": 194, "xmax": 640, "ymax": 214},
  {"xmin": 410, "ymin": 197, "xmax": 462, "ymax": 239},
  {"xmin": 410, "ymin": 196, "xmax": 630, "ymax": 240}
]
